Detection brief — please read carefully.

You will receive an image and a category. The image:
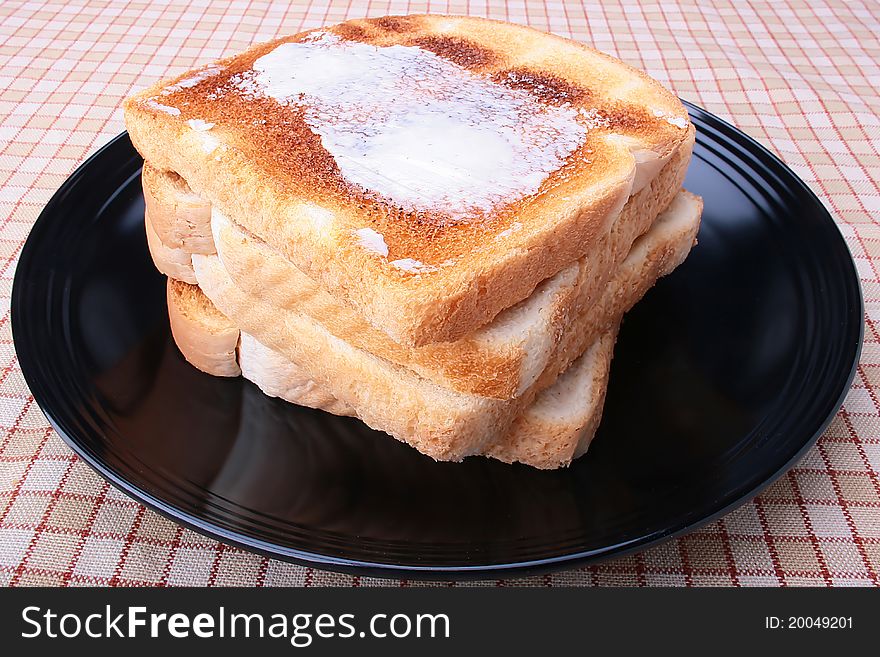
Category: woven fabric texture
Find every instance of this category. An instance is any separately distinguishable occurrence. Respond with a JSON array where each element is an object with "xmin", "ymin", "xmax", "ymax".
[{"xmin": 0, "ymin": 0, "xmax": 878, "ymax": 587}]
